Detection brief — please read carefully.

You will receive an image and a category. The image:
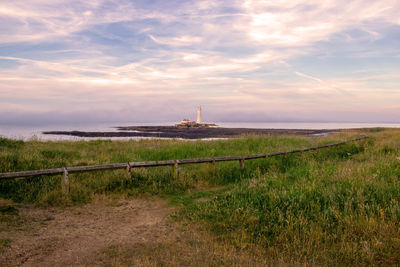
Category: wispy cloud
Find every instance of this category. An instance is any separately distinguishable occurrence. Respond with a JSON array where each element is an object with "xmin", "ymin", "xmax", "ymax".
[{"xmin": 295, "ymin": 72, "xmax": 323, "ymax": 83}]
